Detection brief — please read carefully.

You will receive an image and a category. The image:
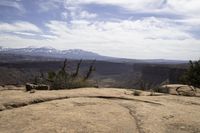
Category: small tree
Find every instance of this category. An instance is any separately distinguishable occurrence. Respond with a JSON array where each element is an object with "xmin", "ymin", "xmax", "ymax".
[
  {"xmin": 72, "ymin": 59, "xmax": 82, "ymax": 78},
  {"xmin": 181, "ymin": 59, "xmax": 200, "ymax": 88},
  {"xmin": 46, "ymin": 59, "xmax": 95, "ymax": 89},
  {"xmin": 84, "ymin": 60, "xmax": 96, "ymax": 81}
]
